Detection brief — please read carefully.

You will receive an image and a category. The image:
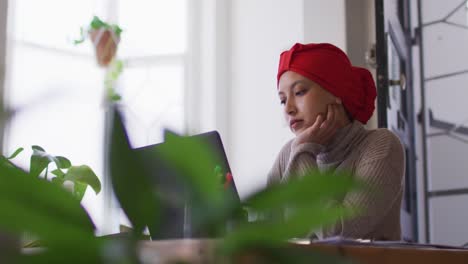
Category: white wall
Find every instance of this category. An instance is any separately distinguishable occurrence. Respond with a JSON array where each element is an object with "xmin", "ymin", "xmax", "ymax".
[
  {"xmin": 303, "ymin": 0, "xmax": 378, "ymax": 130},
  {"xmin": 227, "ymin": 0, "xmax": 355, "ymax": 199},
  {"xmin": 223, "ymin": 0, "xmax": 381, "ymax": 199},
  {"xmin": 0, "ymin": 0, "xmax": 8, "ymax": 148},
  {"xmin": 304, "ymin": 0, "xmax": 346, "ymax": 50},
  {"xmin": 229, "ymin": 0, "xmax": 303, "ymax": 198}
]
